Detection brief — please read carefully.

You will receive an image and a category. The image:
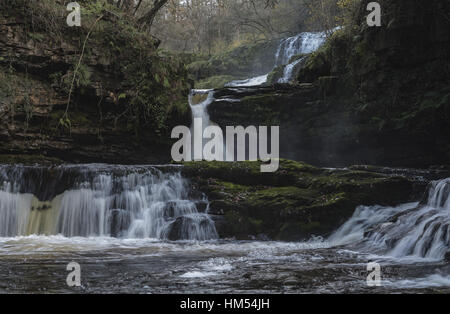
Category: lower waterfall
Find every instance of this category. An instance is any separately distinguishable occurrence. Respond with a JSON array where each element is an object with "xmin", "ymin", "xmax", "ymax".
[
  {"xmin": 329, "ymin": 177, "xmax": 450, "ymax": 261},
  {"xmin": 0, "ymin": 165, "xmax": 448, "ymax": 292},
  {"xmin": 0, "ymin": 165, "xmax": 218, "ymax": 240}
]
